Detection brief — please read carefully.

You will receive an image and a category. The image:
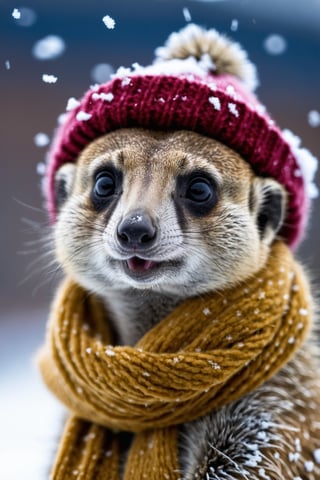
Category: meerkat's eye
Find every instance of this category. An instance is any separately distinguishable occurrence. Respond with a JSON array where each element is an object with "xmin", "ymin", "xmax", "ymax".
[
  {"xmin": 177, "ymin": 172, "xmax": 218, "ymax": 217},
  {"xmin": 91, "ymin": 167, "xmax": 122, "ymax": 211},
  {"xmin": 186, "ymin": 178, "xmax": 213, "ymax": 203},
  {"xmin": 94, "ymin": 171, "xmax": 116, "ymax": 198}
]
